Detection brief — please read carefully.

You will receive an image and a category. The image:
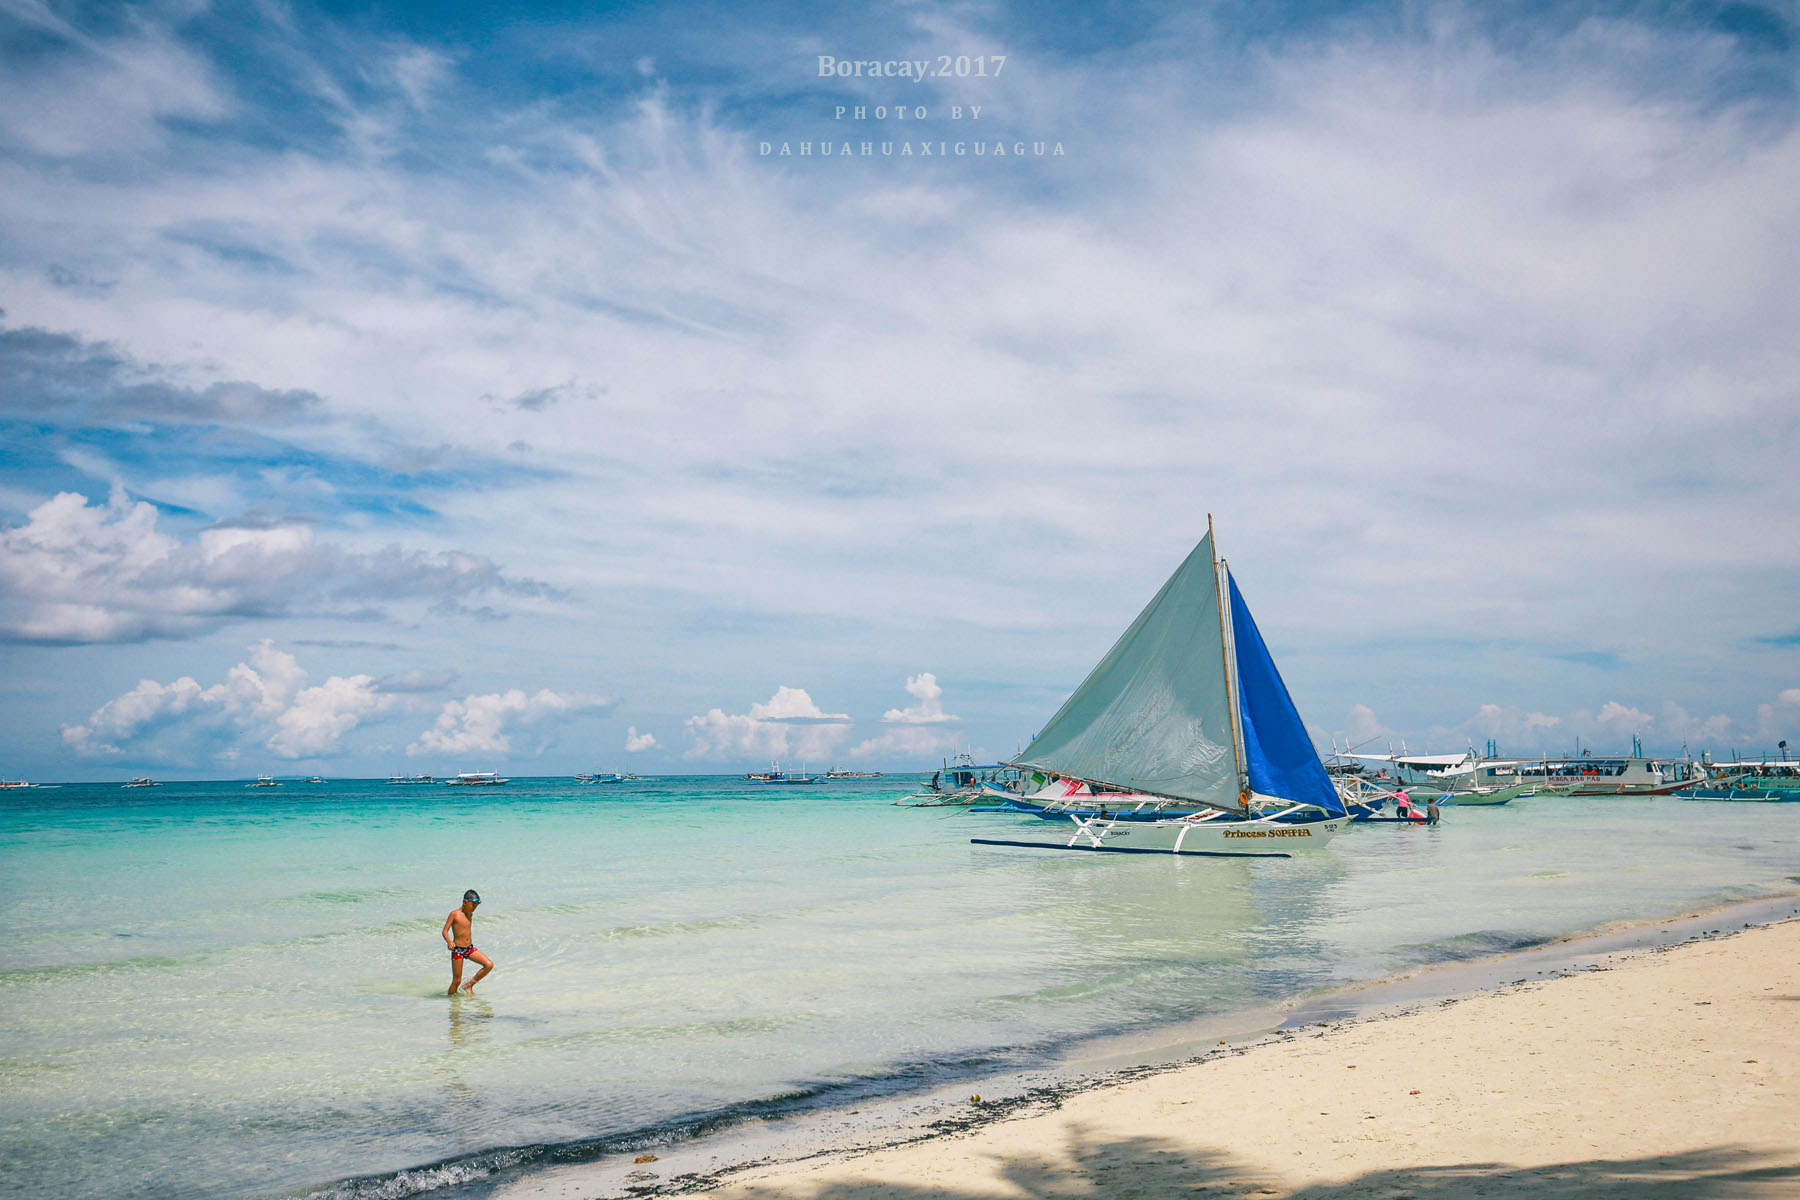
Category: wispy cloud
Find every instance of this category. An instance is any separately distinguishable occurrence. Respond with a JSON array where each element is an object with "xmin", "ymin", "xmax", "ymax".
[{"xmin": 5, "ymin": 2, "xmax": 1800, "ymax": 774}]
